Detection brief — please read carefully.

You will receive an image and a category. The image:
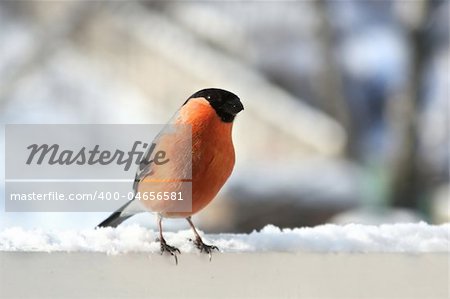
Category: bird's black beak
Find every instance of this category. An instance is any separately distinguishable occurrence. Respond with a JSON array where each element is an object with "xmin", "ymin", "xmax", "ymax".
[{"xmin": 226, "ymin": 100, "xmax": 244, "ymax": 115}]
